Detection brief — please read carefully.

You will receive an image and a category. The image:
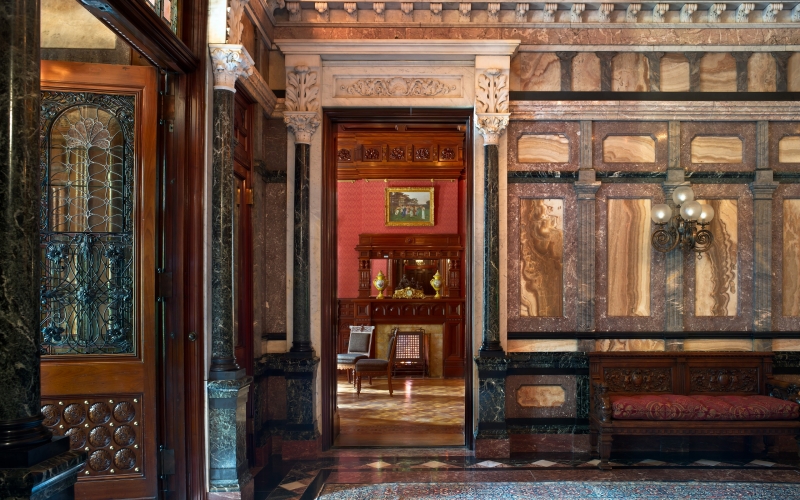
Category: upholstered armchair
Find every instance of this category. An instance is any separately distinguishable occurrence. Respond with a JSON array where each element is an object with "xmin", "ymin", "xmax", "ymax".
[
  {"xmin": 354, "ymin": 329, "xmax": 398, "ymax": 397},
  {"xmin": 337, "ymin": 326, "xmax": 374, "ymax": 385}
]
